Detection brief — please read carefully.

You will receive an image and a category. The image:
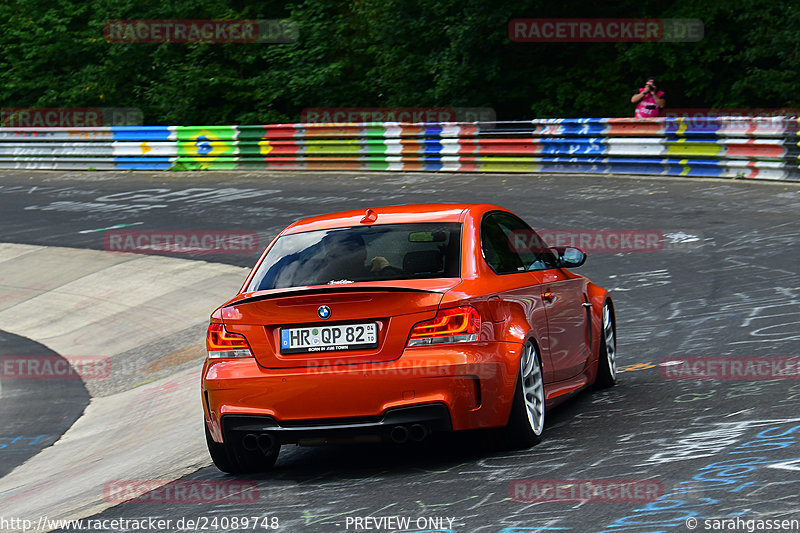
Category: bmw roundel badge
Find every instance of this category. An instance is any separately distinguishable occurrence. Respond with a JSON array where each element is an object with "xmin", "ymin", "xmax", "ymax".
[{"xmin": 317, "ymin": 305, "xmax": 332, "ymax": 320}]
